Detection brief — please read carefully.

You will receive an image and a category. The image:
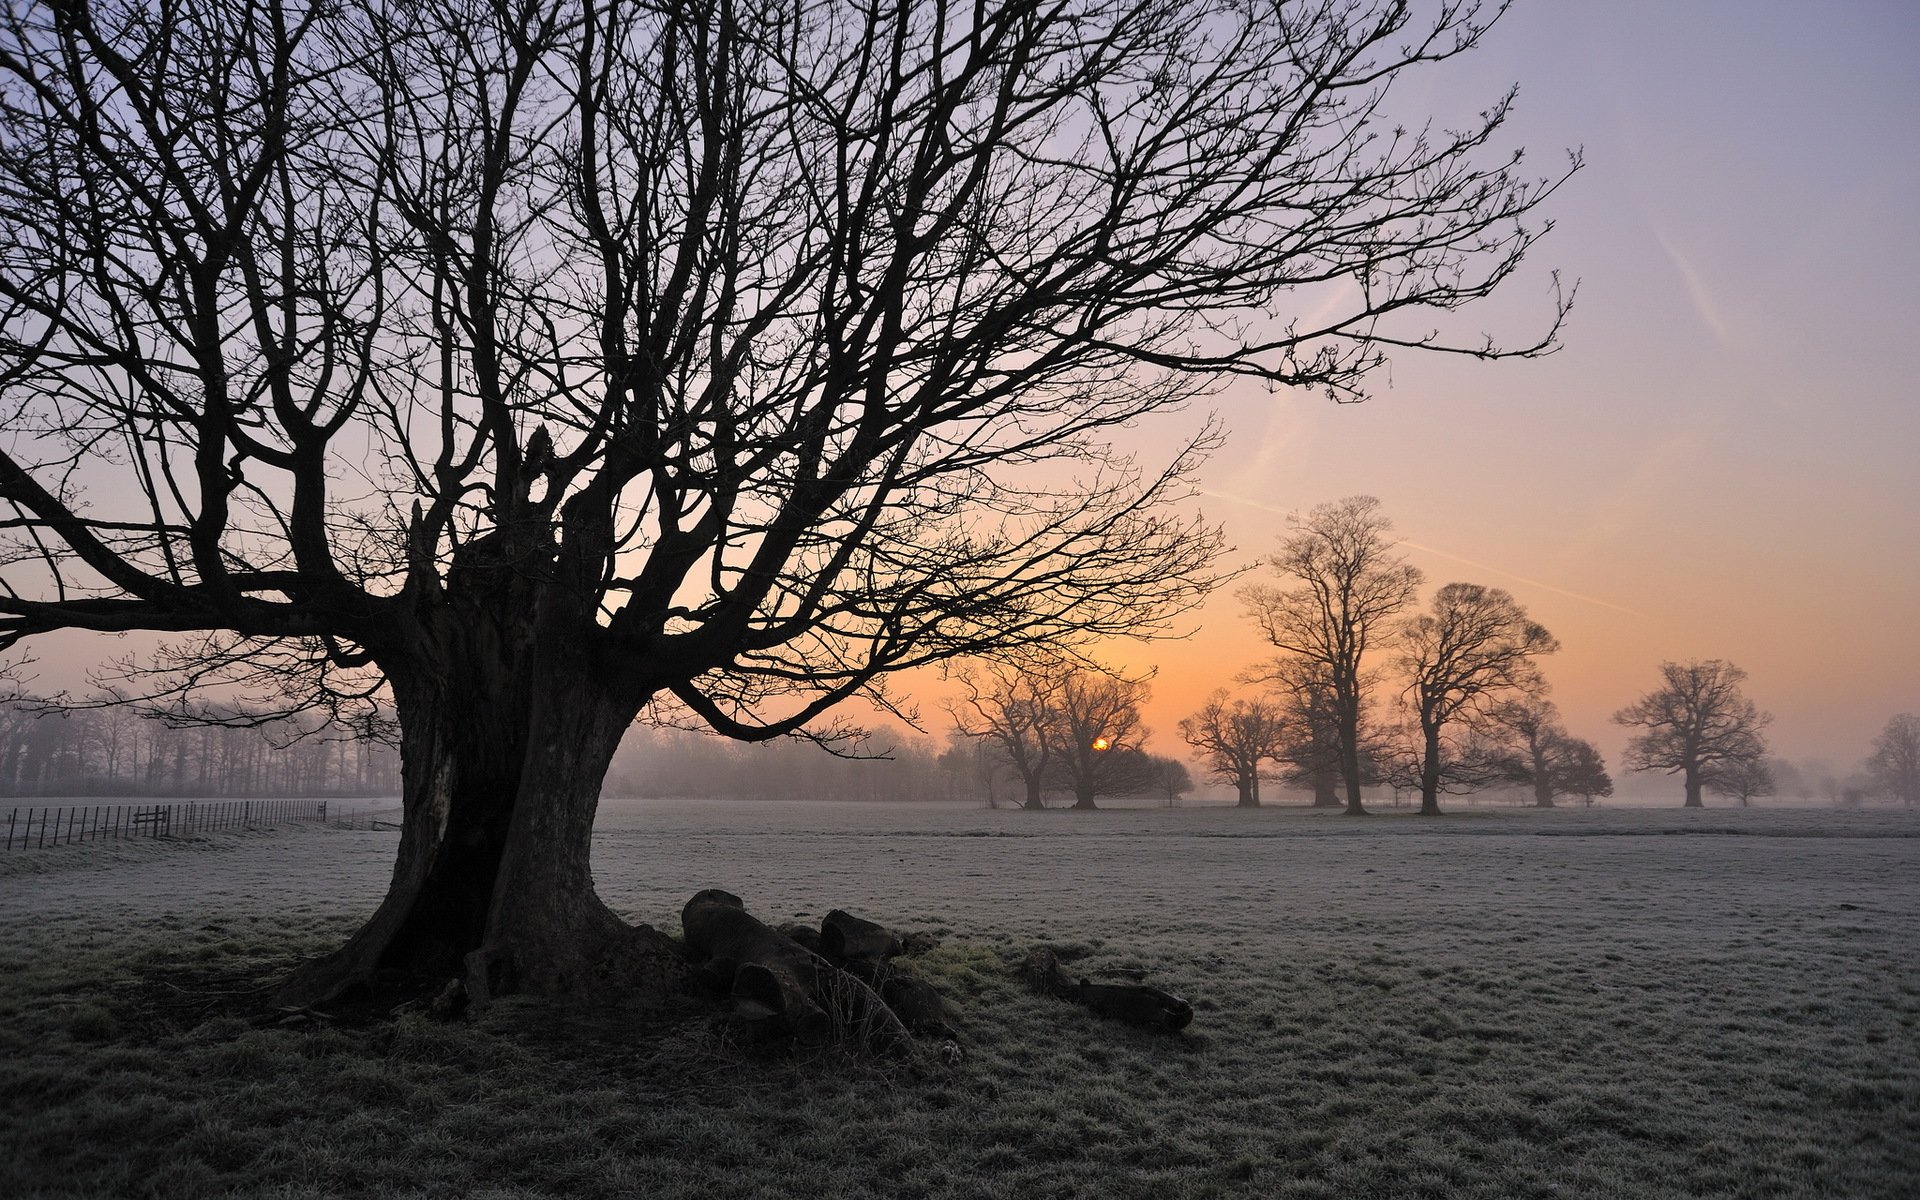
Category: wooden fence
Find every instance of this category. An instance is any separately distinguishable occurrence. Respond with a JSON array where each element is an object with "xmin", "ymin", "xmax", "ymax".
[{"xmin": 2, "ymin": 799, "xmax": 330, "ymax": 850}]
